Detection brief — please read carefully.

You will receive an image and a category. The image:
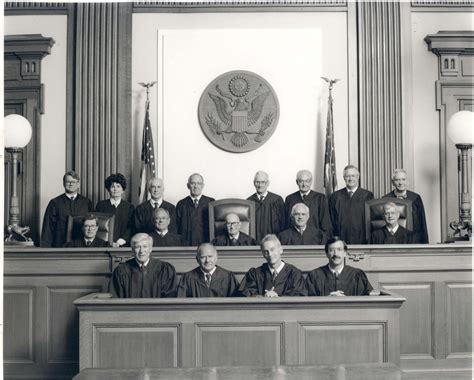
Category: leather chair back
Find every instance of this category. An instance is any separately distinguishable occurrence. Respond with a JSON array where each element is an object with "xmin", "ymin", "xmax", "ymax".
[
  {"xmin": 365, "ymin": 198, "xmax": 413, "ymax": 241},
  {"xmin": 209, "ymin": 199, "xmax": 256, "ymax": 240},
  {"xmin": 66, "ymin": 213, "xmax": 115, "ymax": 245}
]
